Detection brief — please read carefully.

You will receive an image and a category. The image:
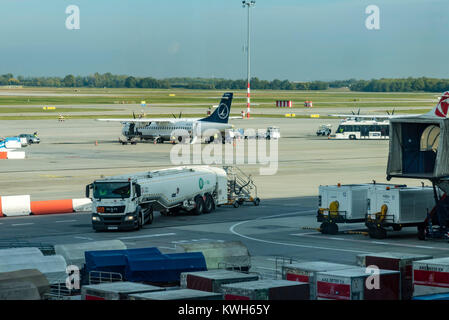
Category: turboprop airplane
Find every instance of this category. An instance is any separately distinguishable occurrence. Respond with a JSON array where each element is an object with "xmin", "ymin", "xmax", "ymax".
[{"xmin": 97, "ymin": 92, "xmax": 234, "ymax": 144}]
